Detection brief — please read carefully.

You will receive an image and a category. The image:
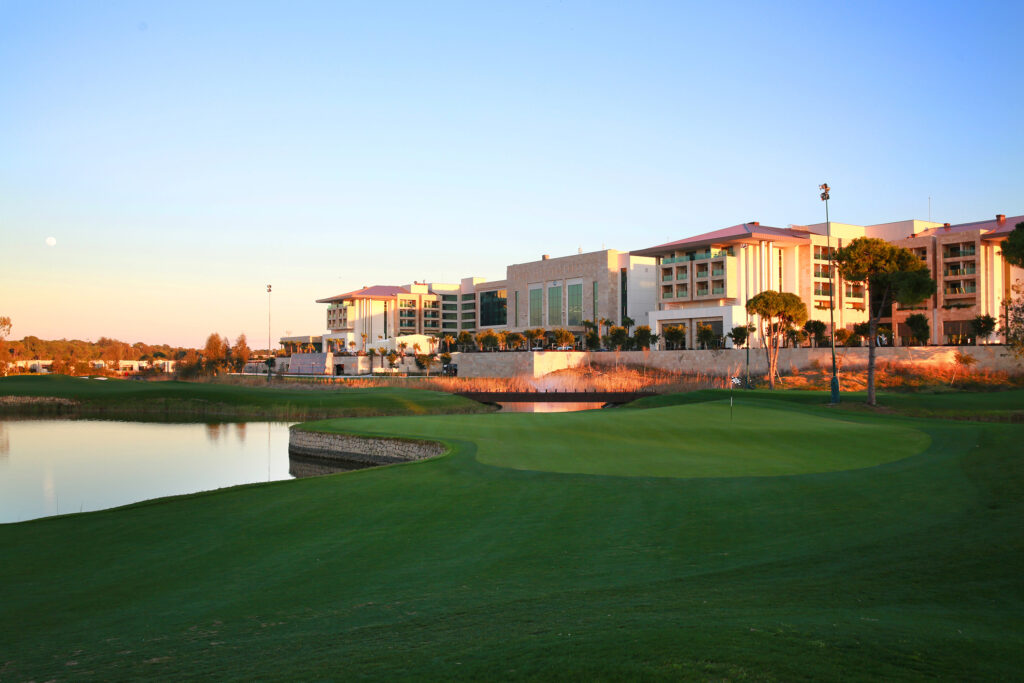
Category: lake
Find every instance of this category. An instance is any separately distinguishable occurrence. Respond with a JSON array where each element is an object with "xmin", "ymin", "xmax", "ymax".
[{"xmin": 0, "ymin": 420, "xmax": 295, "ymax": 524}]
